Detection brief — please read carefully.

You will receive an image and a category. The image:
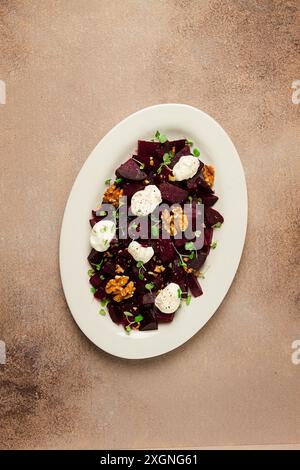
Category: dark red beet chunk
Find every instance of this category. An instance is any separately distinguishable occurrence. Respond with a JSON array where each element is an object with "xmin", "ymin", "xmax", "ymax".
[
  {"xmin": 167, "ymin": 139, "xmax": 186, "ymax": 154},
  {"xmin": 102, "ymin": 261, "xmax": 115, "ymax": 276},
  {"xmin": 202, "ymin": 194, "xmax": 218, "ymax": 207},
  {"xmin": 94, "ymin": 287, "xmax": 106, "ymax": 300},
  {"xmin": 186, "ymin": 274, "xmax": 203, "ymax": 297},
  {"xmin": 204, "ymin": 207, "xmax": 224, "ymax": 227},
  {"xmin": 138, "ymin": 140, "xmax": 163, "ymax": 158},
  {"xmin": 157, "ymin": 239, "xmax": 175, "ymax": 263},
  {"xmin": 116, "ymin": 158, "xmax": 147, "ymax": 181},
  {"xmin": 122, "ymin": 182, "xmax": 144, "ymax": 200},
  {"xmin": 89, "ymin": 273, "xmax": 103, "ymax": 289},
  {"xmin": 187, "ymin": 249, "xmax": 208, "ymax": 271},
  {"xmin": 90, "ymin": 217, "xmax": 102, "ymax": 227},
  {"xmin": 159, "ymin": 182, "xmax": 188, "ymax": 203},
  {"xmin": 156, "ymin": 310, "xmax": 175, "ymax": 323},
  {"xmin": 140, "ymin": 292, "xmax": 156, "ymax": 304},
  {"xmin": 139, "ymin": 304, "xmax": 158, "ymax": 331},
  {"xmin": 87, "ymin": 249, "xmax": 103, "ymax": 267}
]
